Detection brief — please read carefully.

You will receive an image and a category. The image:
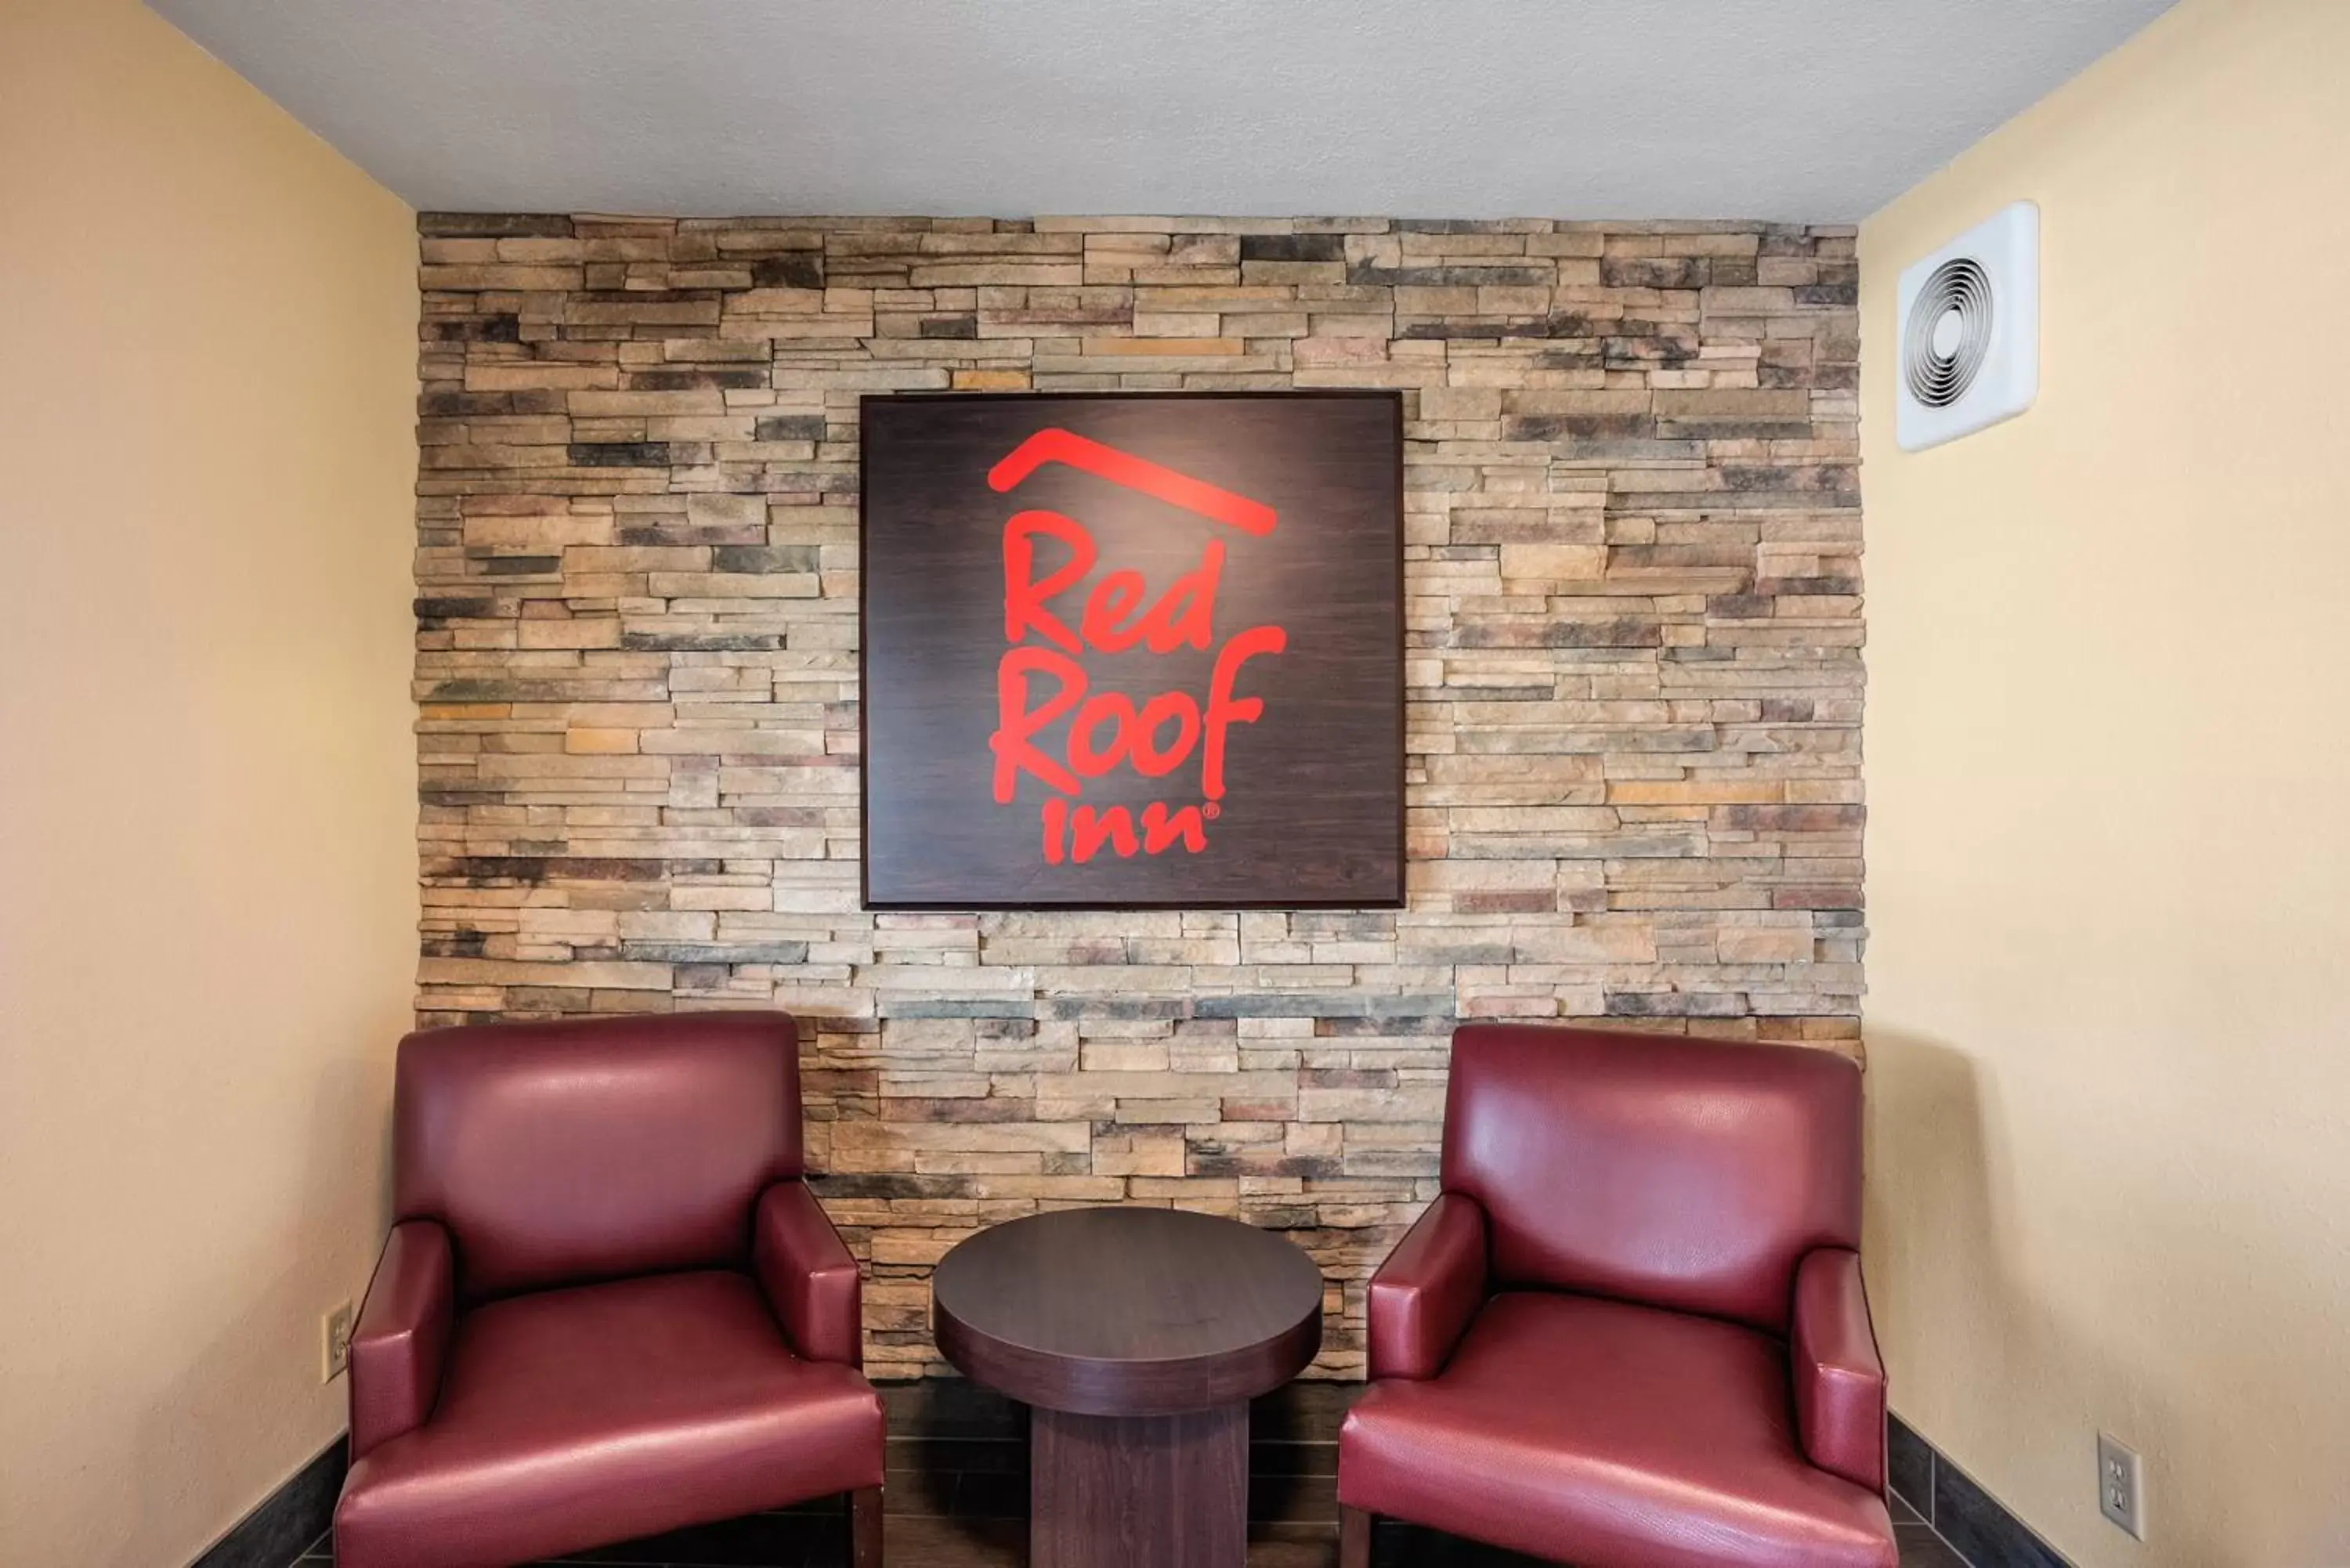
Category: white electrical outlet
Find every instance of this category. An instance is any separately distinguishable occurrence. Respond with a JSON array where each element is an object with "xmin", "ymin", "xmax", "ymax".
[
  {"xmin": 2098, "ymin": 1431, "xmax": 2145, "ymax": 1540},
  {"xmin": 322, "ymin": 1300, "xmax": 355, "ymax": 1383}
]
